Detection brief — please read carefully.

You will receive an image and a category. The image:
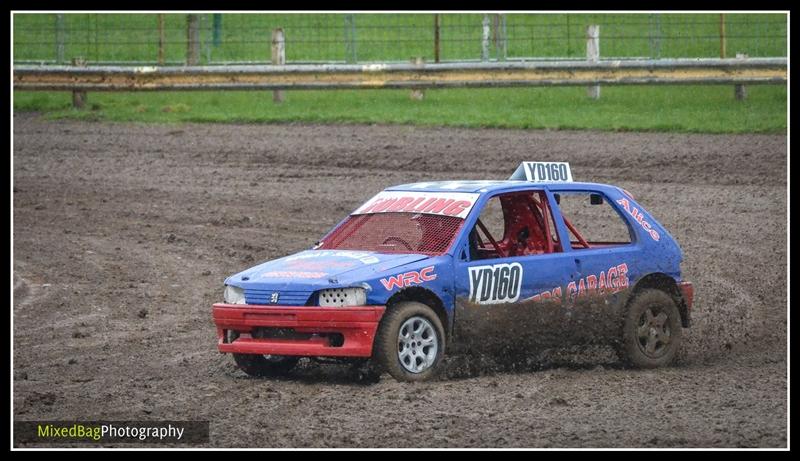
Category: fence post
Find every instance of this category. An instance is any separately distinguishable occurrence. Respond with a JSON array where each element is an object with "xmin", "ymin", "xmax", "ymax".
[
  {"xmin": 491, "ymin": 14, "xmax": 507, "ymax": 62},
  {"xmin": 735, "ymin": 53, "xmax": 748, "ymax": 100},
  {"xmin": 492, "ymin": 14, "xmax": 499, "ymax": 57},
  {"xmin": 186, "ymin": 14, "xmax": 200, "ymax": 65},
  {"xmin": 55, "ymin": 14, "xmax": 65, "ymax": 64},
  {"xmin": 272, "ymin": 28, "xmax": 285, "ymax": 103},
  {"xmin": 500, "ymin": 14, "xmax": 507, "ymax": 61},
  {"xmin": 719, "ymin": 14, "xmax": 727, "ymax": 59},
  {"xmin": 409, "ymin": 57, "xmax": 425, "ymax": 101},
  {"xmin": 212, "ymin": 14, "xmax": 222, "ymax": 47},
  {"xmin": 655, "ymin": 14, "xmax": 663, "ymax": 58},
  {"xmin": 481, "ymin": 14, "xmax": 490, "ymax": 62},
  {"xmin": 157, "ymin": 14, "xmax": 165, "ymax": 65},
  {"xmin": 649, "ymin": 13, "xmax": 662, "ymax": 59},
  {"xmin": 344, "ymin": 14, "xmax": 357, "ymax": 63},
  {"xmin": 586, "ymin": 24, "xmax": 600, "ymax": 100},
  {"xmin": 434, "ymin": 14, "xmax": 441, "ymax": 63},
  {"xmin": 202, "ymin": 14, "xmax": 212, "ymax": 63},
  {"xmin": 566, "ymin": 15, "xmax": 571, "ymax": 56},
  {"xmin": 71, "ymin": 57, "xmax": 87, "ymax": 109}
]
